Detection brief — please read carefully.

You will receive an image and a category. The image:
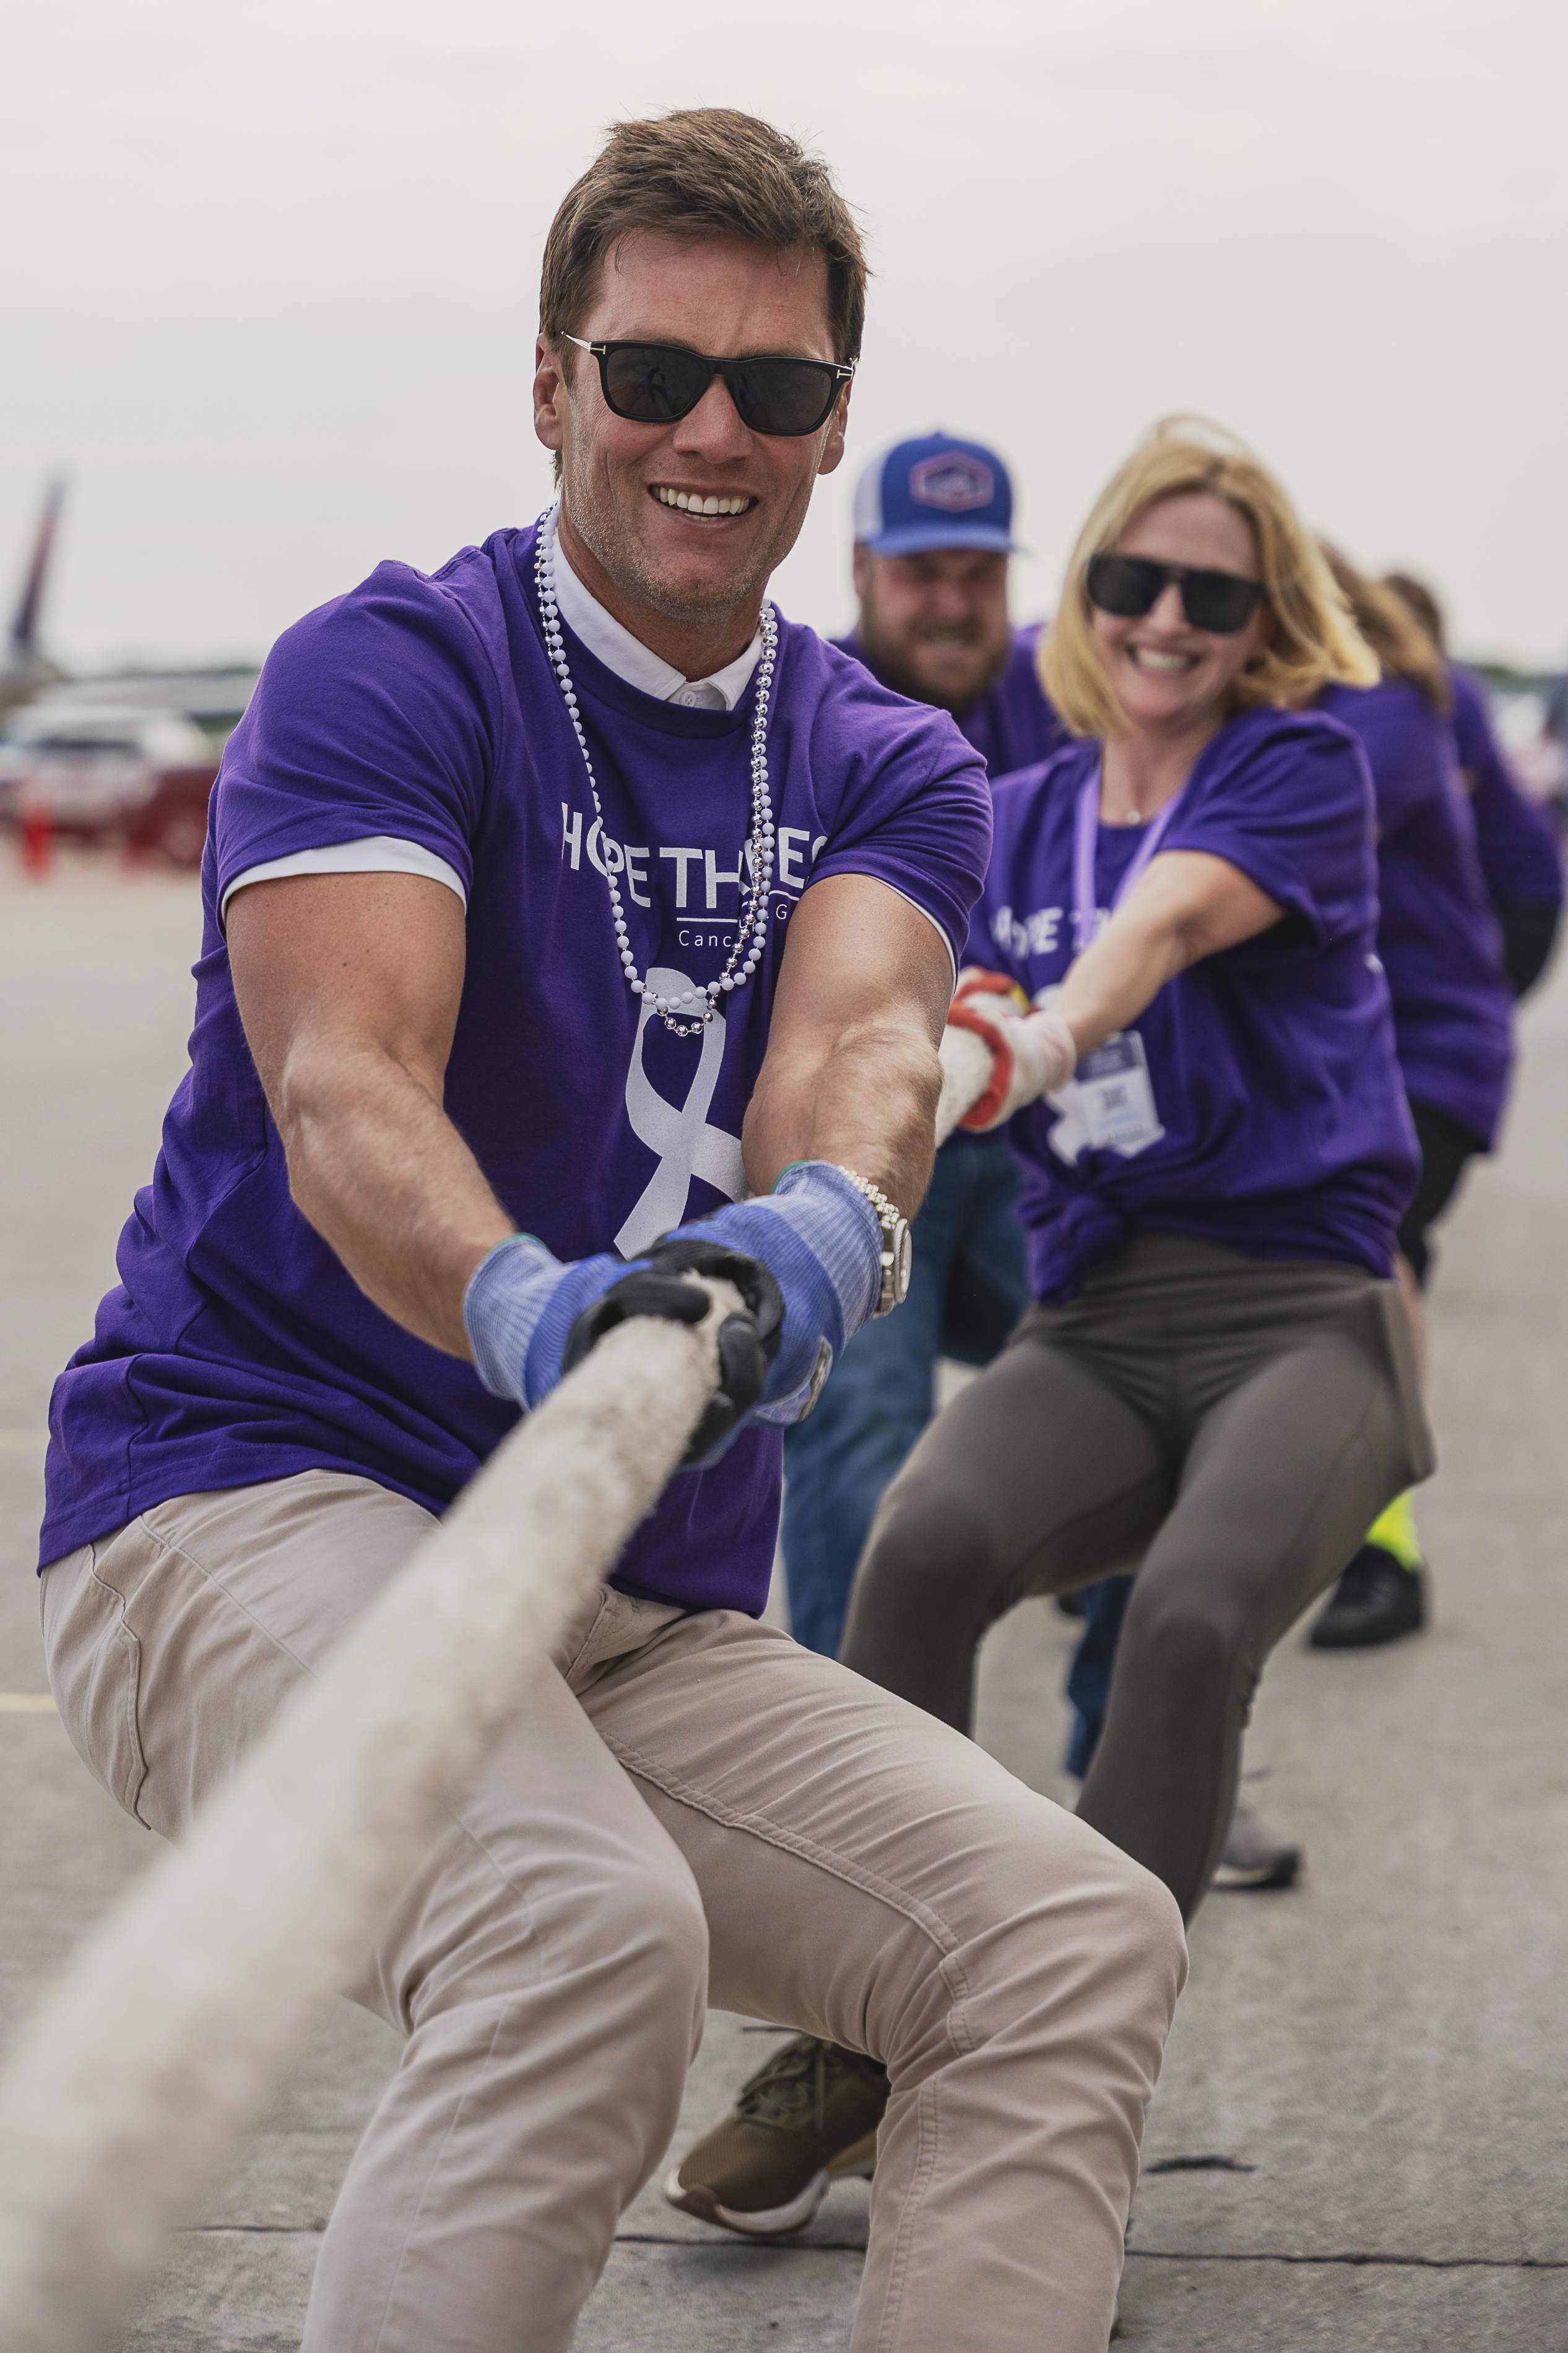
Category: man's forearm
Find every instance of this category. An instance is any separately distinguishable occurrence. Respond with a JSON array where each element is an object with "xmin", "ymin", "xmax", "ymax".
[
  {"xmin": 273, "ymin": 1036, "xmax": 513, "ymax": 1357},
  {"xmin": 742, "ymin": 1016, "xmax": 943, "ymax": 1218}
]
